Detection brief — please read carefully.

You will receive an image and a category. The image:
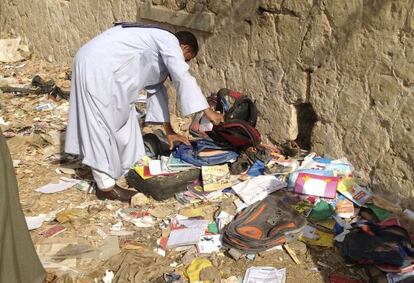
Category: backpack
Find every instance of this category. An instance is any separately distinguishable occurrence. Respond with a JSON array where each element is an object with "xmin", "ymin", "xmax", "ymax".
[
  {"xmin": 173, "ymin": 139, "xmax": 239, "ymax": 167},
  {"xmin": 215, "ymin": 88, "xmax": 257, "ymax": 126},
  {"xmin": 189, "ymin": 88, "xmax": 259, "ymax": 143},
  {"xmin": 142, "ymin": 129, "xmax": 171, "ymax": 159},
  {"xmin": 341, "ymin": 222, "xmax": 414, "ymax": 272},
  {"xmin": 207, "ymin": 119, "xmax": 261, "ymax": 149},
  {"xmin": 222, "ymin": 192, "xmax": 307, "ymax": 253}
]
